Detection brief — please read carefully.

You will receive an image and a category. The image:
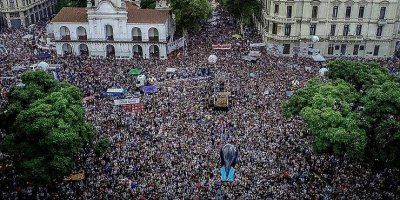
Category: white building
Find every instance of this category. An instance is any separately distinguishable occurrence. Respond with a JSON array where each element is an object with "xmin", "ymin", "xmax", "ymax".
[
  {"xmin": 47, "ymin": 0, "xmax": 174, "ymax": 59},
  {"xmin": 256, "ymin": 0, "xmax": 400, "ymax": 58},
  {"xmin": 0, "ymin": 0, "xmax": 57, "ymax": 28}
]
